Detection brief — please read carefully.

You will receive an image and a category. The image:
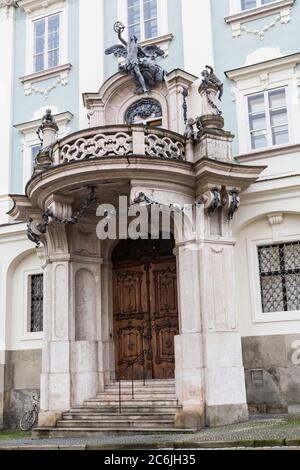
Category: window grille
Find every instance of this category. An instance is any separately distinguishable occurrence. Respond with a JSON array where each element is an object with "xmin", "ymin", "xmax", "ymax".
[
  {"xmin": 258, "ymin": 242, "xmax": 300, "ymax": 313},
  {"xmin": 29, "ymin": 274, "xmax": 43, "ymax": 332}
]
